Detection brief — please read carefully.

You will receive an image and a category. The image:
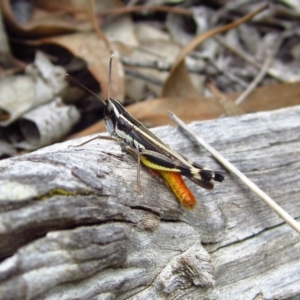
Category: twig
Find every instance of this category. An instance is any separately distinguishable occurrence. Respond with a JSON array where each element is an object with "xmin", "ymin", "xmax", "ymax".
[
  {"xmin": 234, "ymin": 32, "xmax": 285, "ymax": 105},
  {"xmin": 214, "ymin": 35, "xmax": 266, "ymax": 70},
  {"xmin": 180, "ymin": 51, "xmax": 248, "ymax": 88},
  {"xmin": 124, "ymin": 67, "xmax": 163, "ymax": 86},
  {"xmin": 234, "ymin": 52, "xmax": 273, "ymax": 105},
  {"xmin": 168, "ymin": 111, "xmax": 300, "ymax": 235},
  {"xmin": 97, "ymin": 5, "xmax": 192, "ymax": 18},
  {"xmin": 122, "ymin": 56, "xmax": 208, "ymax": 73},
  {"xmin": 206, "ymin": 56, "xmax": 249, "ymax": 89},
  {"xmin": 215, "ymin": 28, "xmax": 295, "ymax": 84}
]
